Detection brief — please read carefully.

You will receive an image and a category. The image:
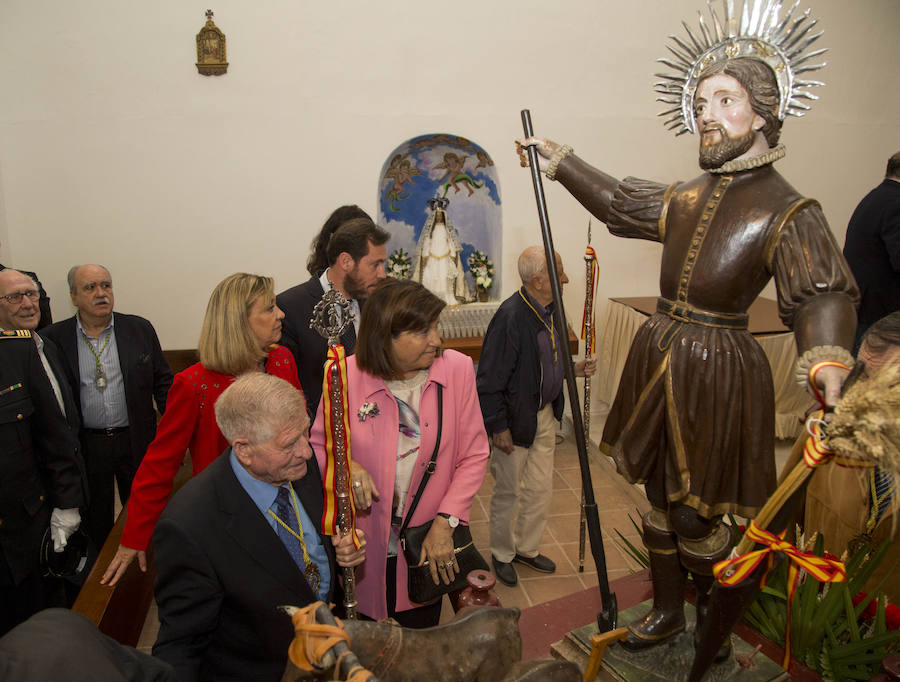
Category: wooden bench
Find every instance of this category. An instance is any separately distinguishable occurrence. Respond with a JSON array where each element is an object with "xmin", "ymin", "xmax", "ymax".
[
  {"xmin": 71, "ymin": 509, "xmax": 156, "ymax": 647},
  {"xmin": 72, "ymin": 461, "xmax": 192, "ymax": 646},
  {"xmin": 162, "ymin": 349, "xmax": 199, "ymax": 375}
]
